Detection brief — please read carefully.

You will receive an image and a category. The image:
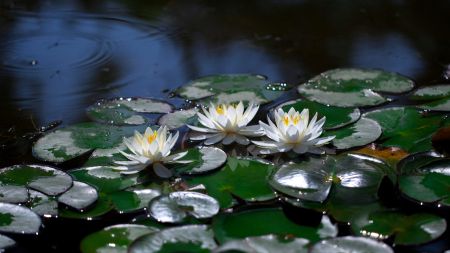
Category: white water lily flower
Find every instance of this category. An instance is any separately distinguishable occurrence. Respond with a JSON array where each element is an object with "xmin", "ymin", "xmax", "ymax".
[
  {"xmin": 252, "ymin": 107, "xmax": 335, "ymax": 154},
  {"xmin": 188, "ymin": 101, "xmax": 263, "ymax": 145},
  {"xmin": 114, "ymin": 126, "xmax": 190, "ymax": 177}
]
